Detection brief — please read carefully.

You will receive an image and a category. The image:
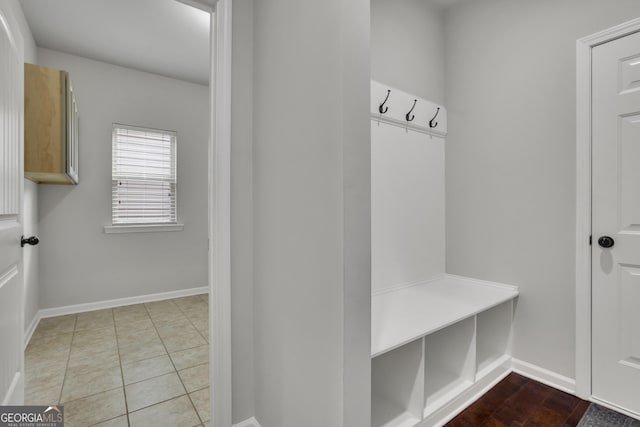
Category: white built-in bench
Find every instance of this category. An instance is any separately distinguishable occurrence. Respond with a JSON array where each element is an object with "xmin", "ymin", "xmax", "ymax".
[{"xmin": 371, "ymin": 275, "xmax": 519, "ymax": 427}]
